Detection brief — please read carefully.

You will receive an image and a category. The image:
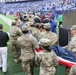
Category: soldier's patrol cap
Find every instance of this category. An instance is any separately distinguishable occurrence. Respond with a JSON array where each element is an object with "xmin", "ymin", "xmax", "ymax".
[
  {"xmin": 22, "ymin": 26, "xmax": 28, "ymax": 31},
  {"xmin": 44, "ymin": 23, "xmax": 50, "ymax": 29},
  {"xmin": 39, "ymin": 38, "xmax": 51, "ymax": 46},
  {"xmin": 24, "ymin": 18, "xmax": 29, "ymax": 21},
  {"xmin": 24, "ymin": 22, "xmax": 30, "ymax": 26},
  {"xmin": 35, "ymin": 23, "xmax": 40, "ymax": 26},
  {"xmin": 35, "ymin": 23, "xmax": 40, "ymax": 28},
  {"xmin": 39, "ymin": 23, "xmax": 44, "ymax": 27},
  {"xmin": 28, "ymin": 12, "xmax": 33, "ymax": 14},
  {"xmin": 72, "ymin": 48, "xmax": 76, "ymax": 52},
  {"xmin": 12, "ymin": 22, "xmax": 16, "ymax": 26},
  {"xmin": 15, "ymin": 17, "xmax": 18, "ymax": 20},
  {"xmin": 16, "ymin": 22, "xmax": 21, "ymax": 27},
  {"xmin": 70, "ymin": 25, "xmax": 76, "ymax": 30},
  {"xmin": 29, "ymin": 22, "xmax": 34, "ymax": 26}
]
